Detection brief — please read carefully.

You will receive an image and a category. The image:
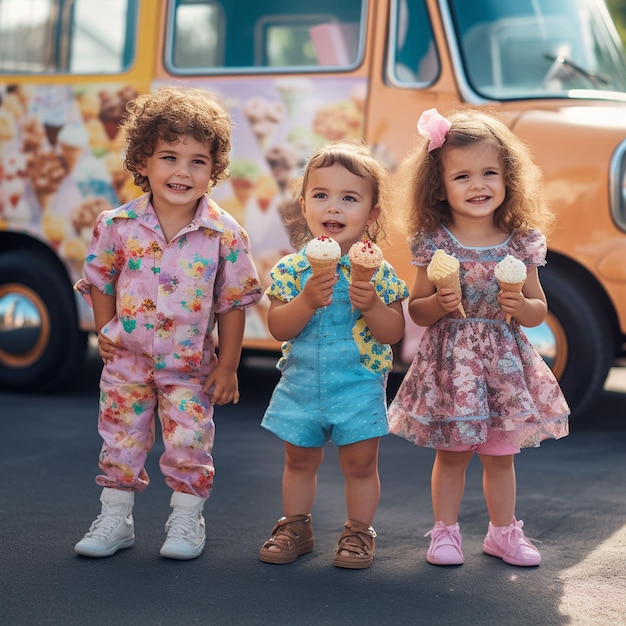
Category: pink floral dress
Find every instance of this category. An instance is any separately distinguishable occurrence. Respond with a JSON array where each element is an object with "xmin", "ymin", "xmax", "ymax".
[{"xmin": 388, "ymin": 227, "xmax": 569, "ymax": 450}]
